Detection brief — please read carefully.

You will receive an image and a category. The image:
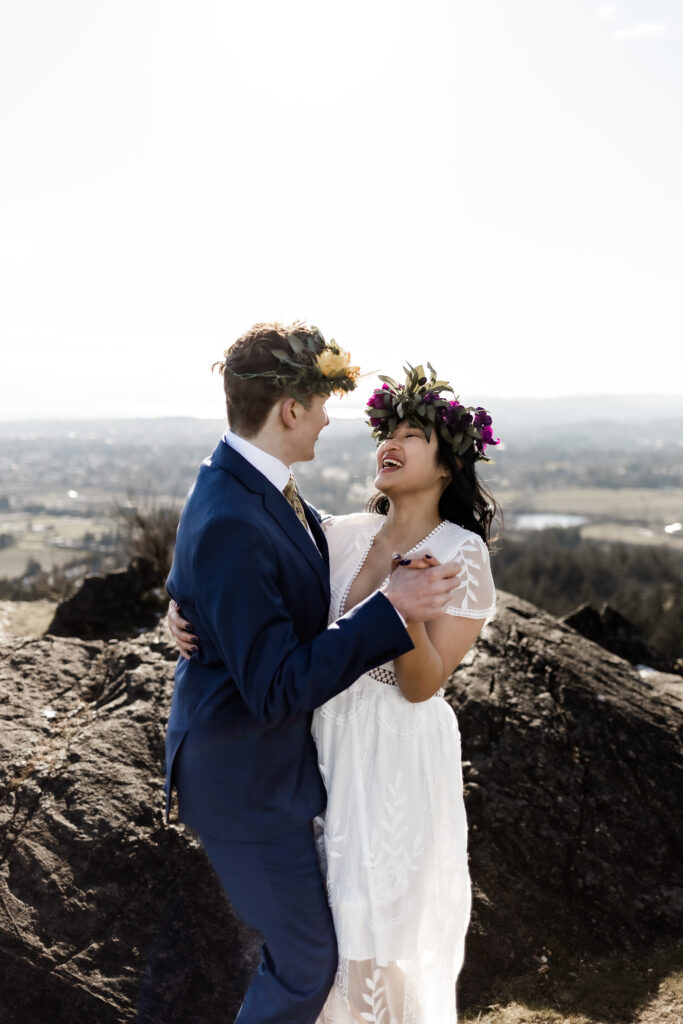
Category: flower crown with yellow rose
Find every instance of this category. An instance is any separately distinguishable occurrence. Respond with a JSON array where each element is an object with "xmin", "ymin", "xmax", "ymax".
[
  {"xmin": 222, "ymin": 326, "xmax": 360, "ymax": 403},
  {"xmin": 366, "ymin": 363, "xmax": 500, "ymax": 462}
]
